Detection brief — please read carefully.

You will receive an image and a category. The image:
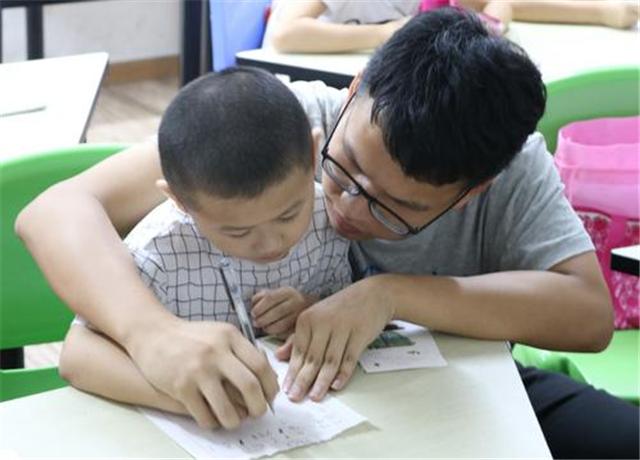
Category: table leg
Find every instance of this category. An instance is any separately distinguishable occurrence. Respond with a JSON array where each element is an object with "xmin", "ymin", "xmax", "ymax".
[{"xmin": 26, "ymin": 2, "xmax": 44, "ymax": 59}]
